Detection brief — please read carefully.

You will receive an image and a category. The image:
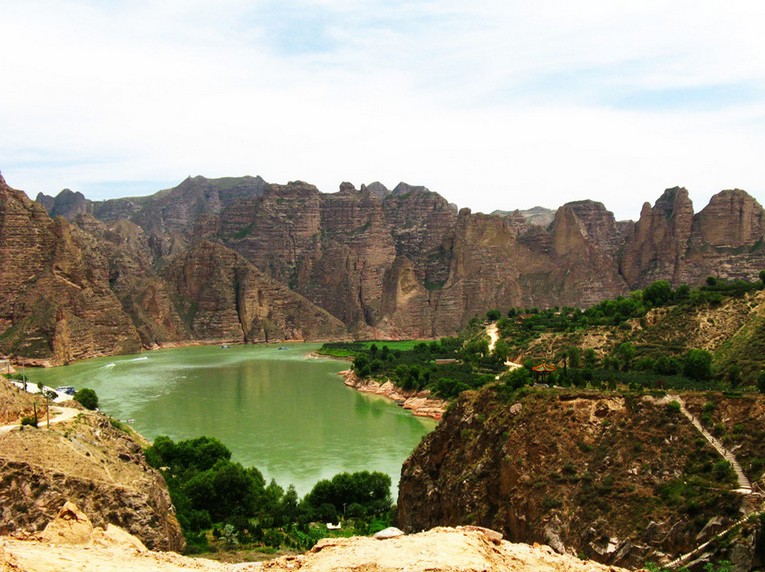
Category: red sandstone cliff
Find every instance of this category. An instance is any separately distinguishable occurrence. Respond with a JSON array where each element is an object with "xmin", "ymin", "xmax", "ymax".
[
  {"xmin": 10, "ymin": 174, "xmax": 765, "ymax": 362},
  {"xmin": 0, "ymin": 178, "xmax": 142, "ymax": 363}
]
